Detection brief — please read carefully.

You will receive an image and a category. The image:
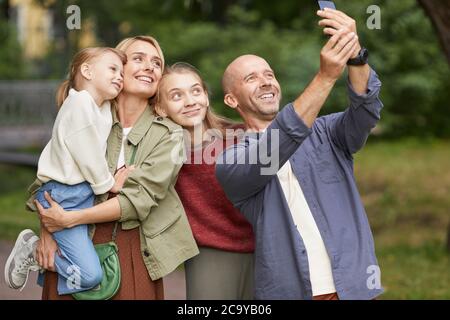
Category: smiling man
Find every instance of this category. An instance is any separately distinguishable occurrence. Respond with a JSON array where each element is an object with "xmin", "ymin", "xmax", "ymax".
[{"xmin": 216, "ymin": 9, "xmax": 384, "ymax": 300}]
